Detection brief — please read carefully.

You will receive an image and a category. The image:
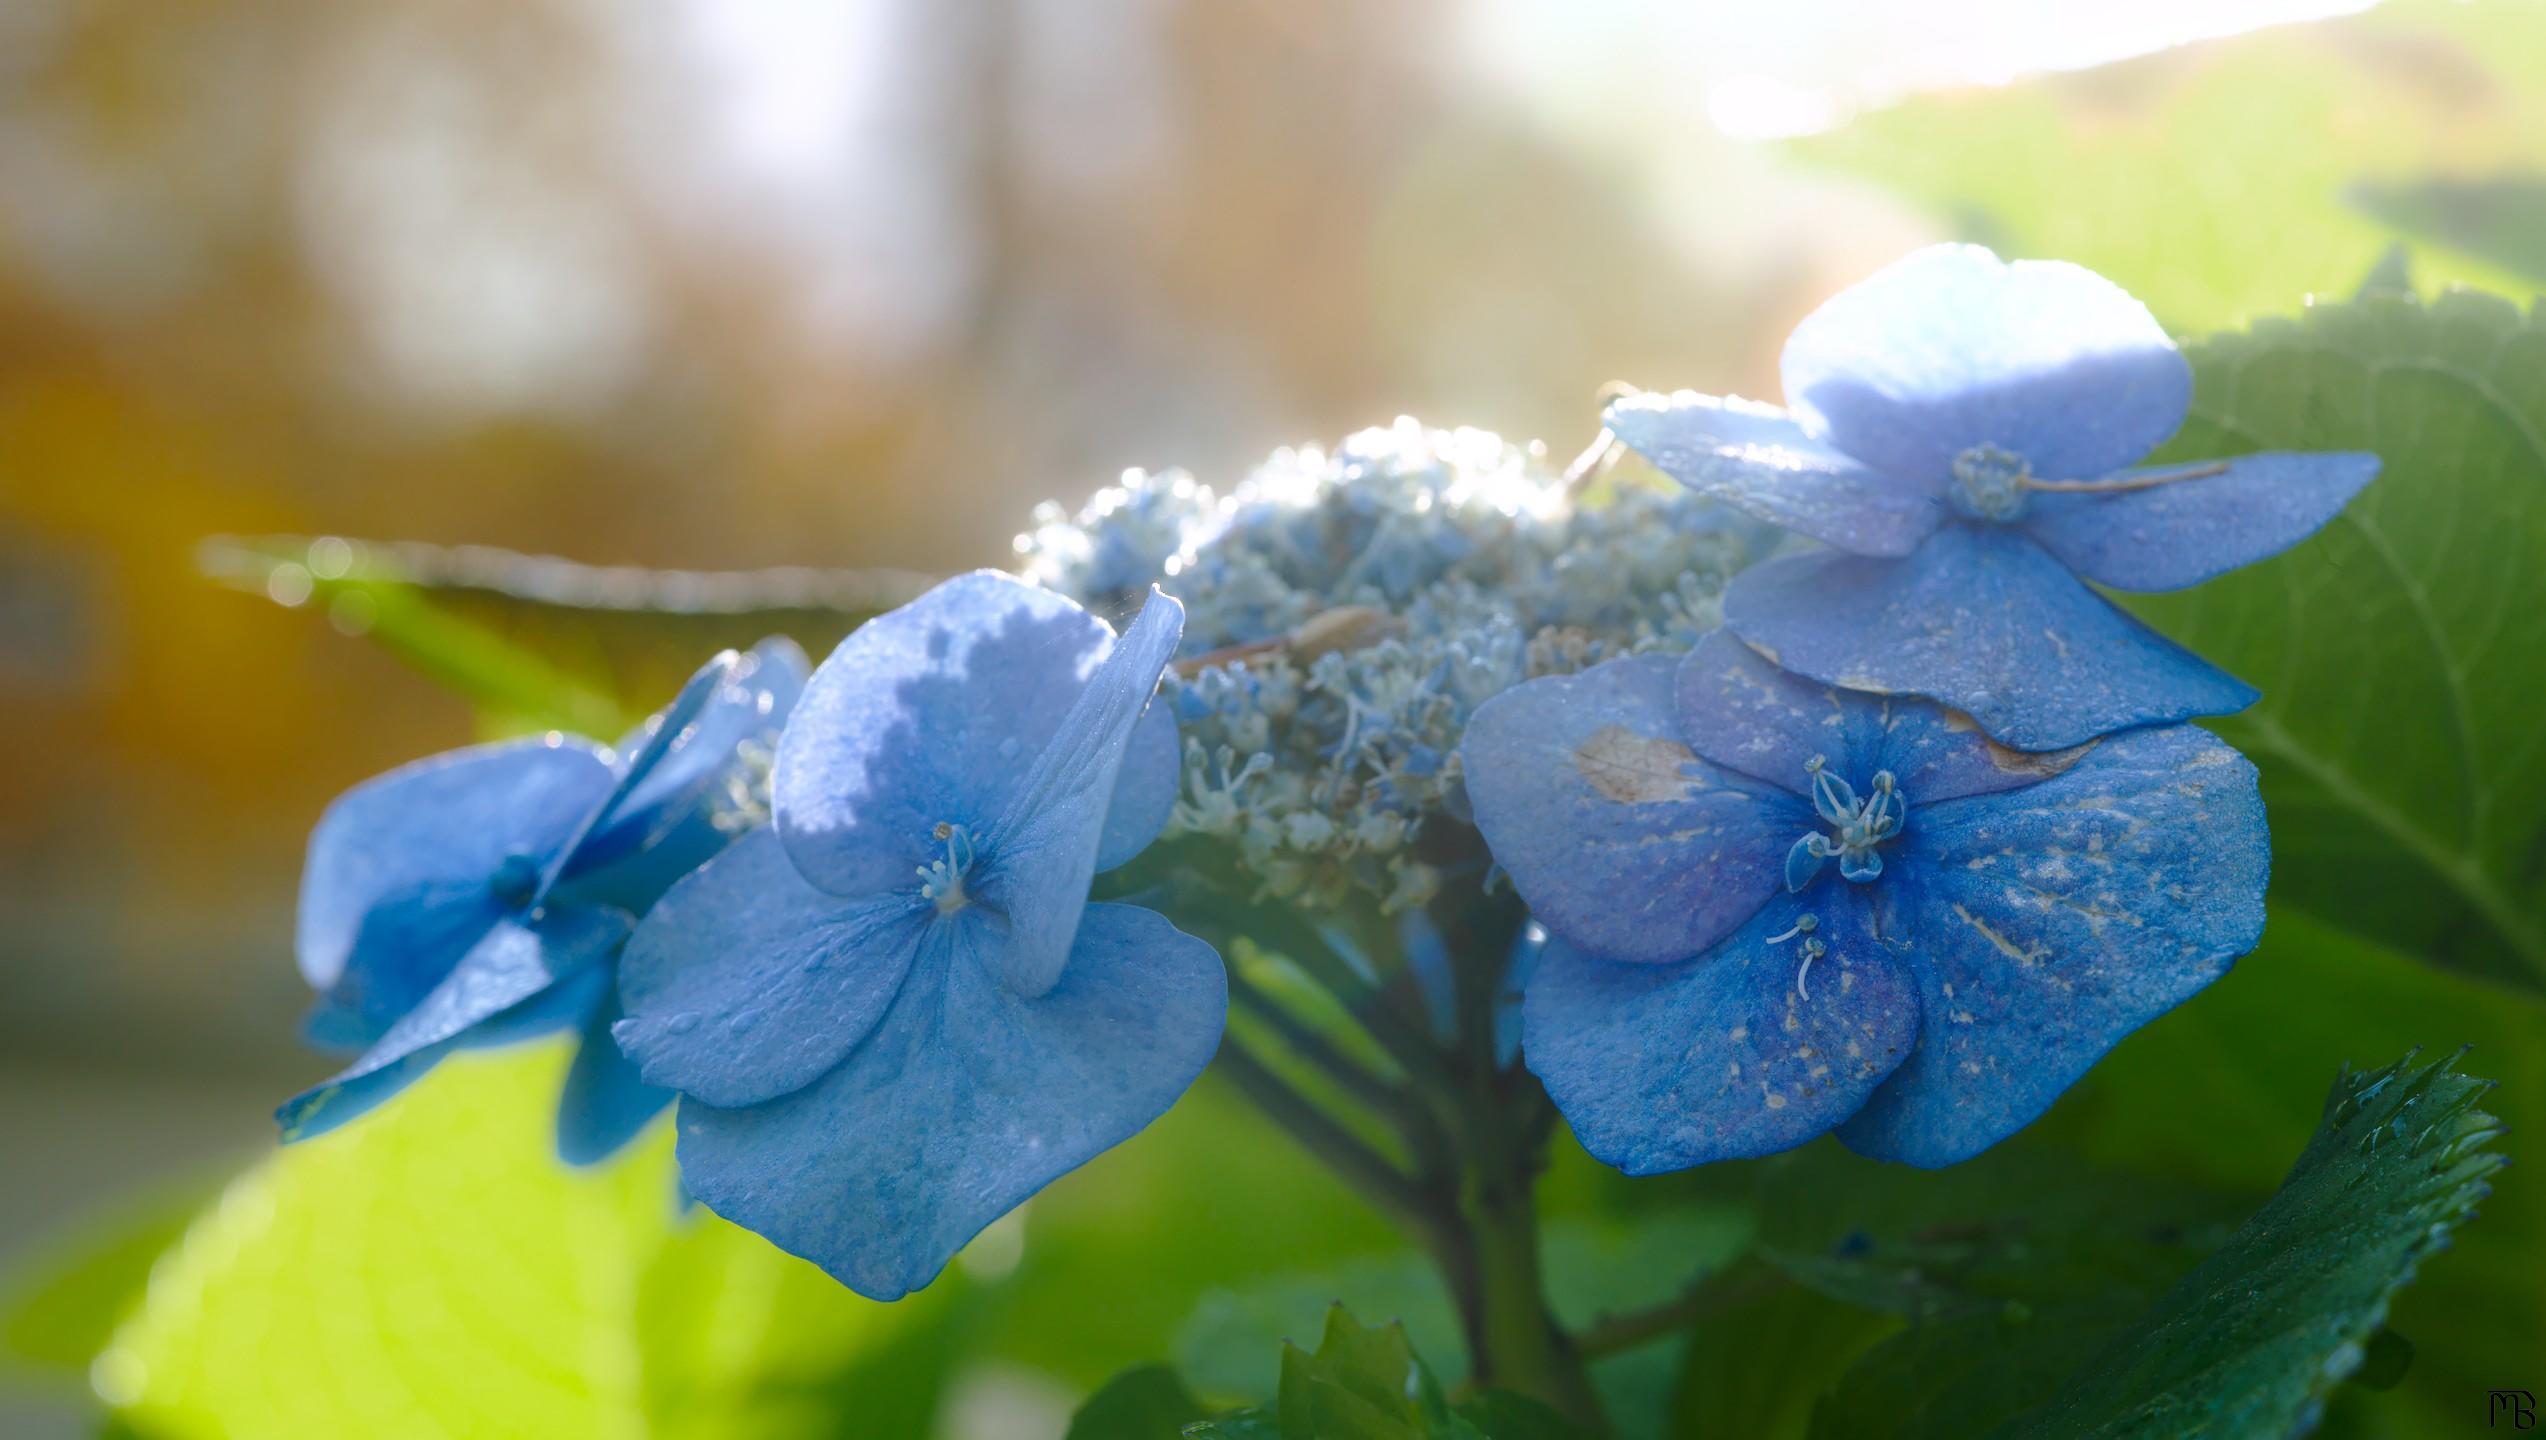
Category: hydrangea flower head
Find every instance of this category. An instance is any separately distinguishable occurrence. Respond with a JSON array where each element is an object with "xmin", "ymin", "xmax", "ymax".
[
  {"xmin": 1017, "ymin": 420, "xmax": 1769, "ymax": 909},
  {"xmin": 1605, "ymin": 244, "xmax": 2379, "ymax": 750},
  {"xmin": 283, "ymin": 639, "xmax": 807, "ymax": 1162},
  {"xmin": 612, "ymin": 571, "xmax": 1226, "ymax": 1300},
  {"xmin": 1460, "ymin": 629, "xmax": 2268, "ymax": 1169}
]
